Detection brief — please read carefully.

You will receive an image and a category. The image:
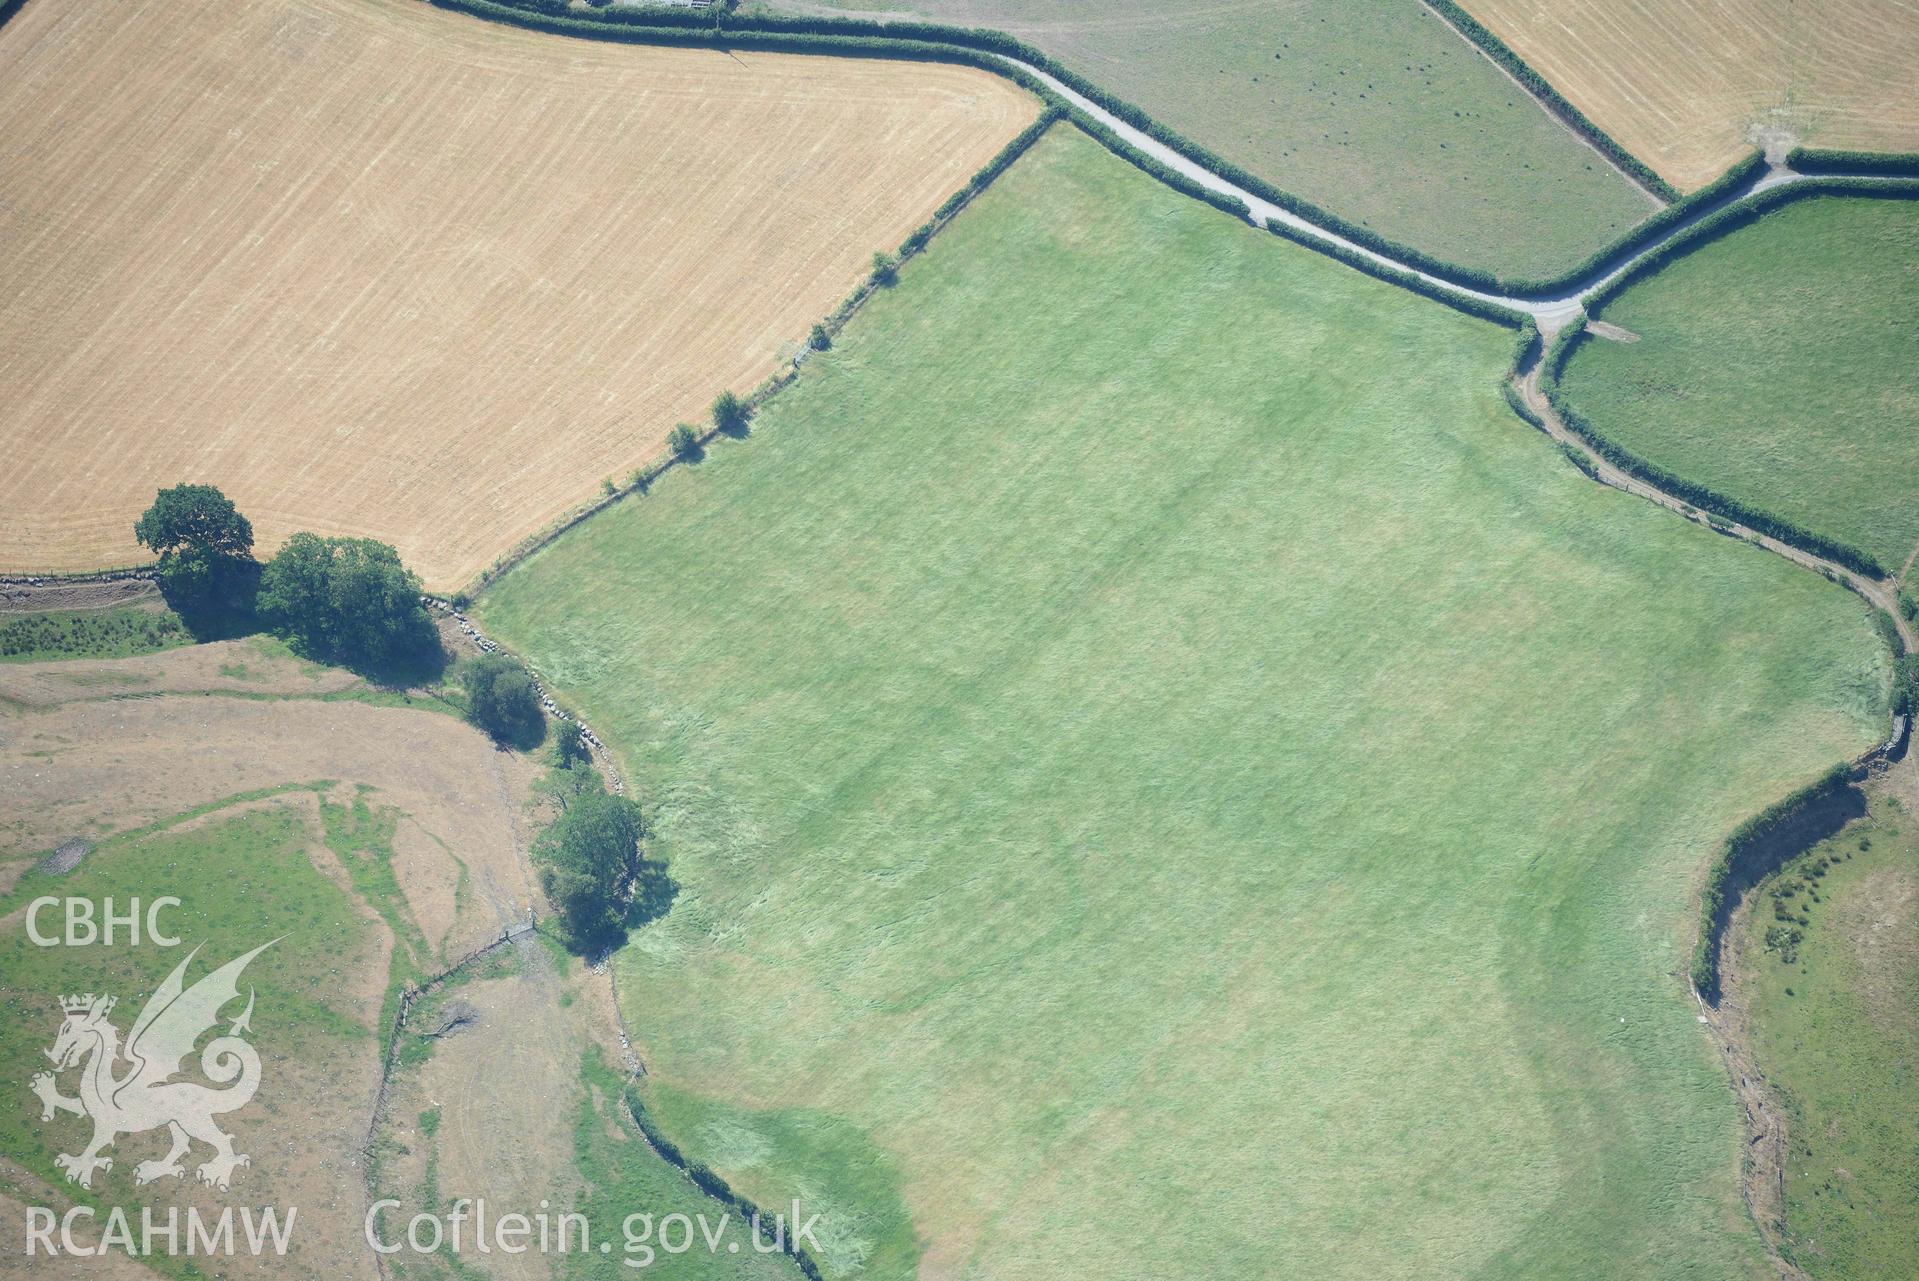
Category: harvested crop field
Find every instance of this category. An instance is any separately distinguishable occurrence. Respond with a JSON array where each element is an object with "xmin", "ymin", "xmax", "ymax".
[
  {"xmin": 1458, "ymin": 0, "xmax": 1919, "ymax": 189},
  {"xmin": 0, "ymin": 0, "xmax": 1035, "ymax": 589}
]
